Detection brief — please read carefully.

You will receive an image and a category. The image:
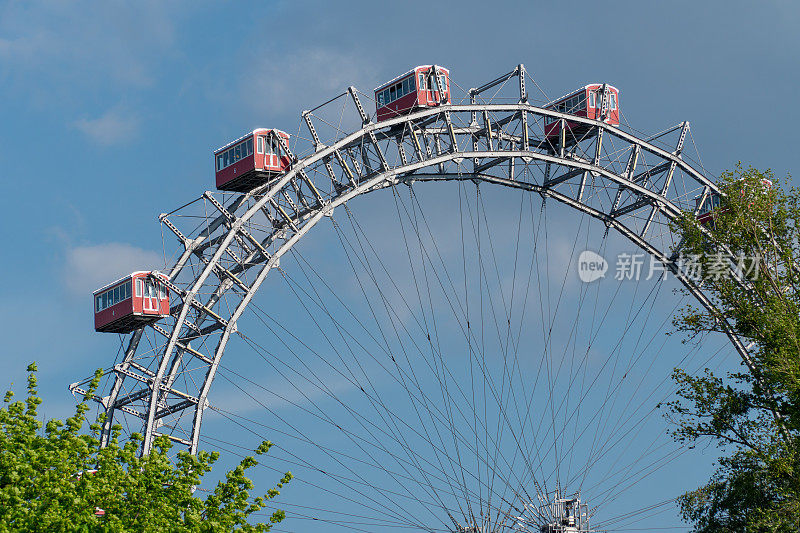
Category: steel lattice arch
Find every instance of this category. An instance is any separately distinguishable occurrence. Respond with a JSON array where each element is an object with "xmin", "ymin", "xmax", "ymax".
[{"xmin": 72, "ymin": 64, "xmax": 754, "ymax": 529}]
